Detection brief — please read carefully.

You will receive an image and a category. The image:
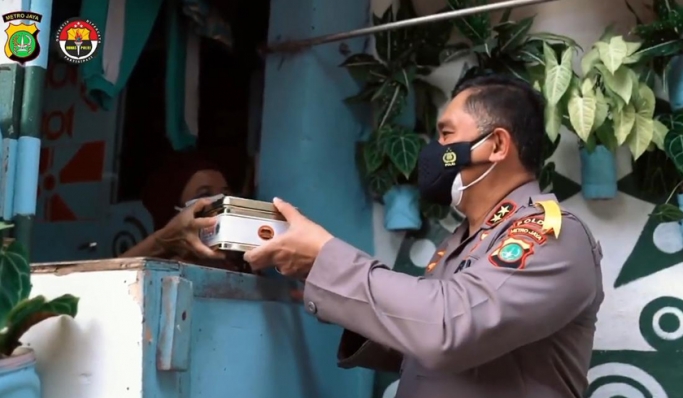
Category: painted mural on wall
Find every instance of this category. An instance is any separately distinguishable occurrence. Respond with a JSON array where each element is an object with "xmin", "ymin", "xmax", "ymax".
[
  {"xmin": 374, "ymin": 166, "xmax": 683, "ymax": 398},
  {"xmin": 32, "ymin": 54, "xmax": 152, "ymax": 262}
]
